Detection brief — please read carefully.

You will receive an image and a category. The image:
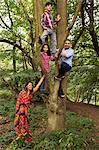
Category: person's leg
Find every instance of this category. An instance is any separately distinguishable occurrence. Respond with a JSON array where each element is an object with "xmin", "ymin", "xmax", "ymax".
[
  {"xmin": 63, "ymin": 63, "xmax": 71, "ymax": 72},
  {"xmin": 40, "ymin": 30, "xmax": 49, "ymax": 44},
  {"xmin": 55, "ymin": 63, "xmax": 67, "ymax": 80},
  {"xmin": 58, "ymin": 63, "xmax": 66, "ymax": 76},
  {"xmin": 40, "ymin": 78, "xmax": 46, "ymax": 92},
  {"xmin": 55, "ymin": 62, "xmax": 71, "ymax": 80},
  {"xmin": 50, "ymin": 30, "xmax": 57, "ymax": 54},
  {"xmin": 58, "ymin": 81, "xmax": 65, "ymax": 98}
]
